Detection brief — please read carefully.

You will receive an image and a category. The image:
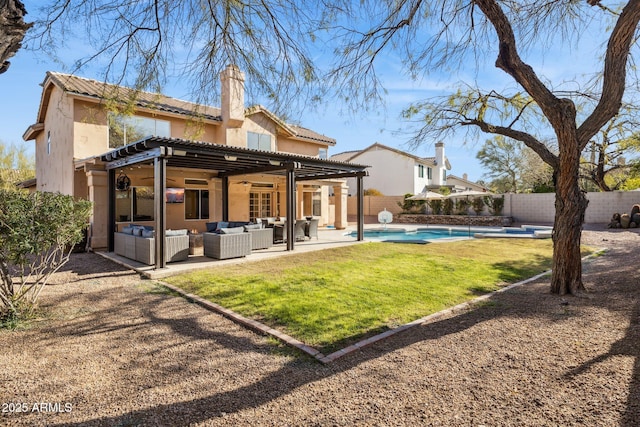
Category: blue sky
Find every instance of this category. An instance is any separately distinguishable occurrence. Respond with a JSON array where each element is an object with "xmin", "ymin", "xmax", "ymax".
[{"xmin": 0, "ymin": 2, "xmax": 612, "ymax": 184}]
